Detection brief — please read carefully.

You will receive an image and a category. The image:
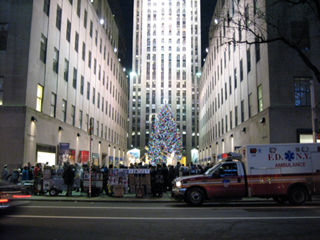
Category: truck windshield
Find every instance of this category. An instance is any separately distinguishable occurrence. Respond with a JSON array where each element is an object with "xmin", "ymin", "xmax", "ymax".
[{"xmin": 204, "ymin": 163, "xmax": 221, "ymax": 175}]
